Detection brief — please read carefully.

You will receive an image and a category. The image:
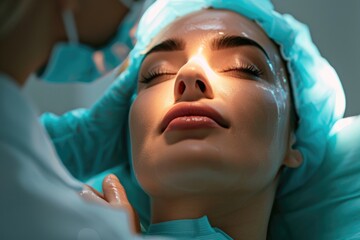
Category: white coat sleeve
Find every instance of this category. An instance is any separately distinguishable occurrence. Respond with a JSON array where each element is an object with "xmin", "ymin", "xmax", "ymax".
[
  {"xmin": 0, "ymin": 75, "xmax": 164, "ymax": 240},
  {"xmin": 0, "ymin": 143, "xmax": 157, "ymax": 240}
]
